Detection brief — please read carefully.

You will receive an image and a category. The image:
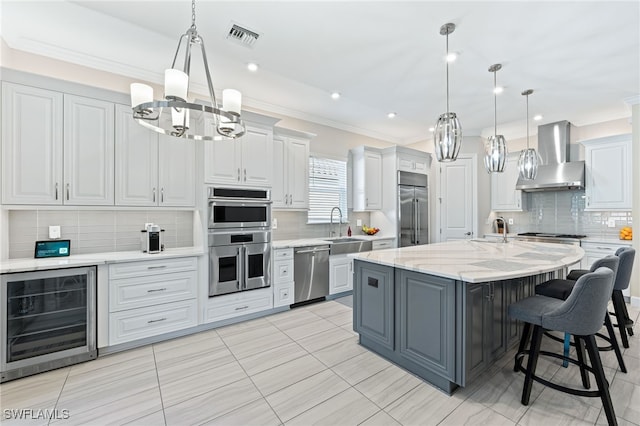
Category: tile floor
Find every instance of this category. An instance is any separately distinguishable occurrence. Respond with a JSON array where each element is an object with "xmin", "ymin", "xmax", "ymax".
[{"xmin": 1, "ymin": 298, "xmax": 639, "ymax": 425}]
